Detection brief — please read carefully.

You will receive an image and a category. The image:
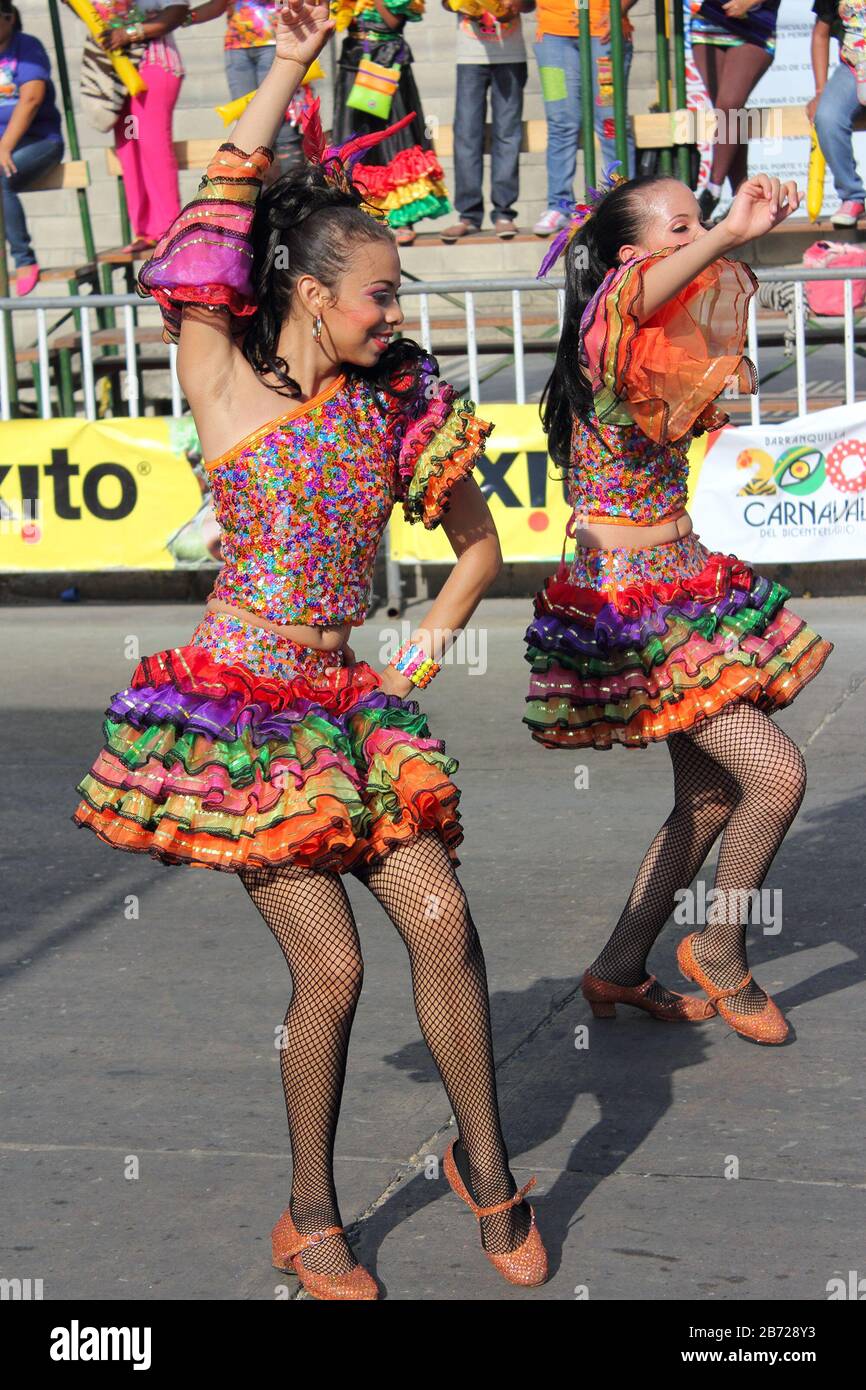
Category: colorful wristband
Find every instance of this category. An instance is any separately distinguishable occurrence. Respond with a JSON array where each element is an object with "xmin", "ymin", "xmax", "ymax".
[{"xmin": 391, "ymin": 639, "xmax": 441, "ymax": 689}]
